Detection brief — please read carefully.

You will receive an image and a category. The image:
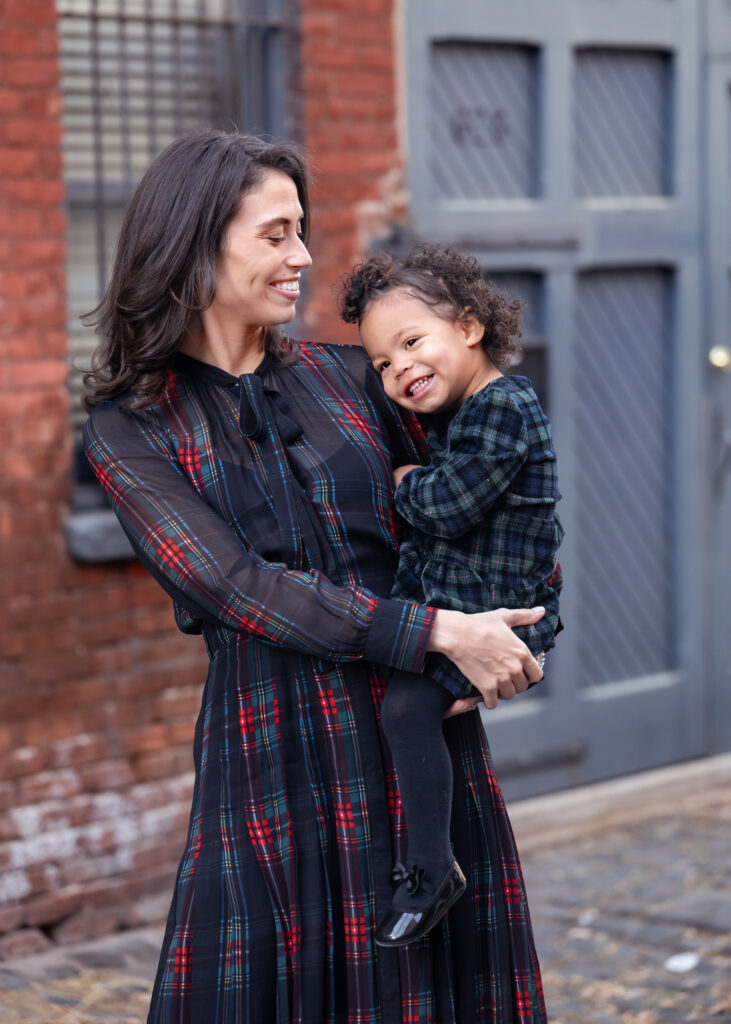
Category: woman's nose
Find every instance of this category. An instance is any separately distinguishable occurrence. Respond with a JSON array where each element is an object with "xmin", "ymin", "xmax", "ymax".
[{"xmin": 287, "ymin": 235, "xmax": 312, "ymax": 268}]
